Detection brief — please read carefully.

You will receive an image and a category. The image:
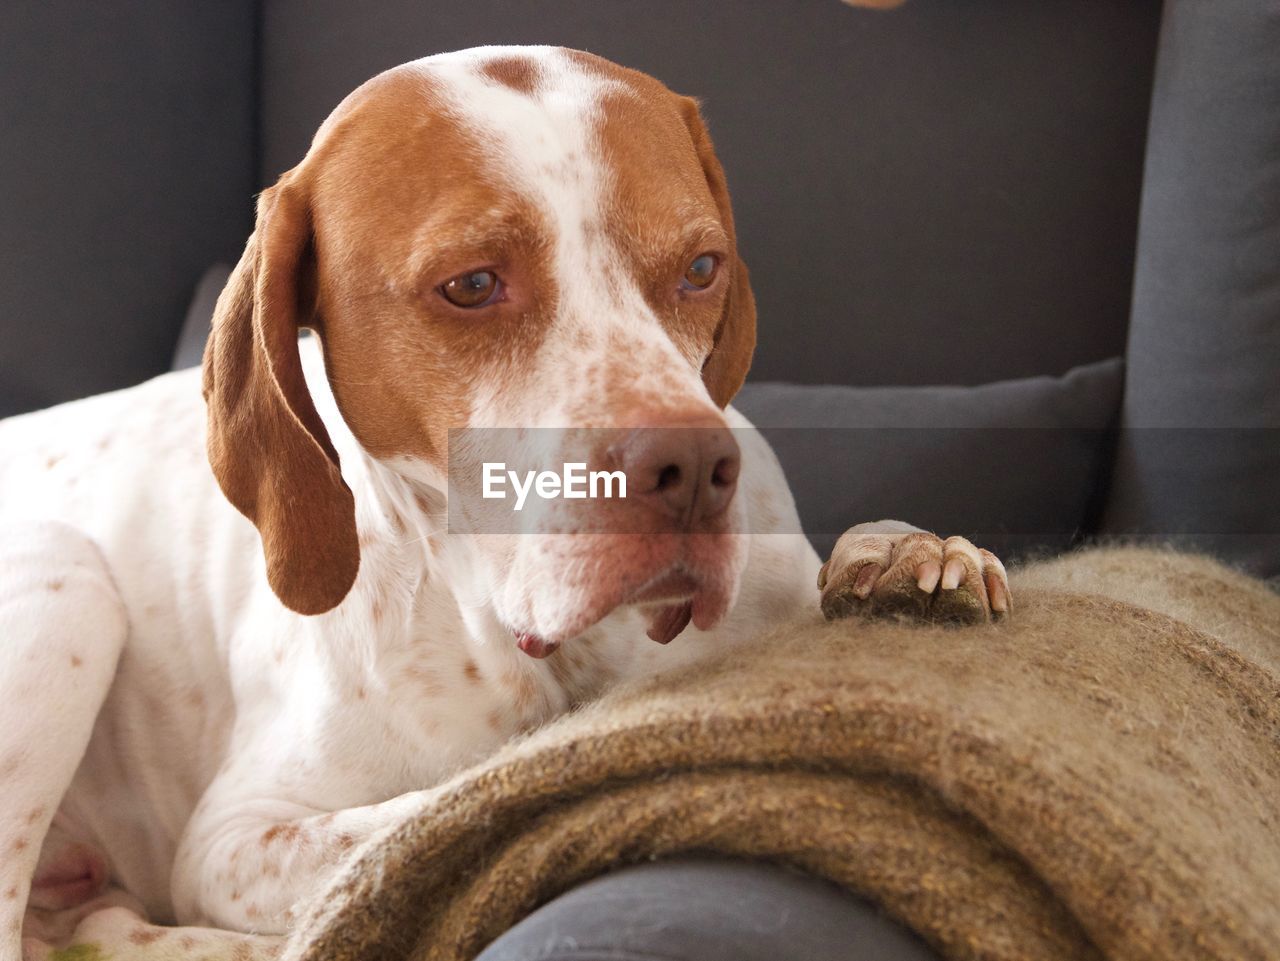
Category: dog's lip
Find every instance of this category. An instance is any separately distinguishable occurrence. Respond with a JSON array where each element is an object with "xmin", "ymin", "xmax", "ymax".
[
  {"xmin": 515, "ymin": 631, "xmax": 561, "ymax": 659},
  {"xmin": 513, "ymin": 569, "xmax": 699, "ymax": 656},
  {"xmin": 626, "ymin": 568, "xmax": 700, "ymax": 606}
]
